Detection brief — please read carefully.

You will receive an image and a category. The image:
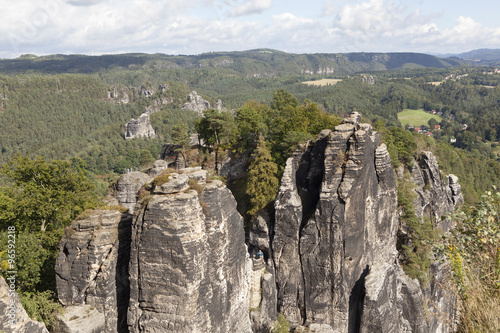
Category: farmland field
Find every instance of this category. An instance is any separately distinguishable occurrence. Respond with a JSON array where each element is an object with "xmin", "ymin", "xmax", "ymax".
[
  {"xmin": 302, "ymin": 79, "xmax": 342, "ymax": 86},
  {"xmin": 397, "ymin": 109, "xmax": 442, "ymax": 127}
]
